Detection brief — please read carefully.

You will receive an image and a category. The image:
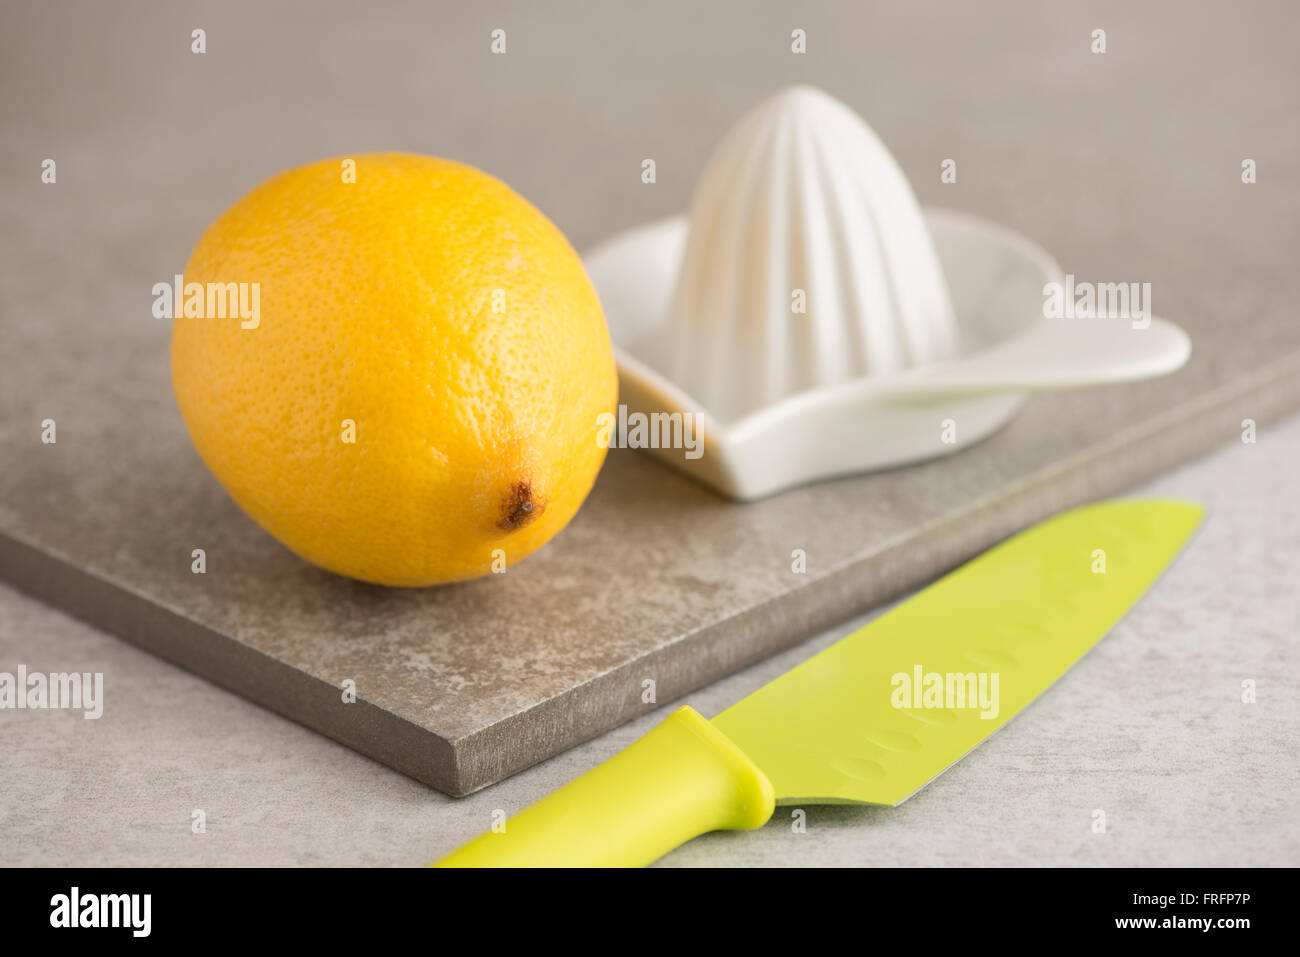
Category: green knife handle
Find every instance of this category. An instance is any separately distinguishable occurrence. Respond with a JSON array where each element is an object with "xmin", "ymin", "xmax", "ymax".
[{"xmin": 433, "ymin": 706, "xmax": 775, "ymax": 867}]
